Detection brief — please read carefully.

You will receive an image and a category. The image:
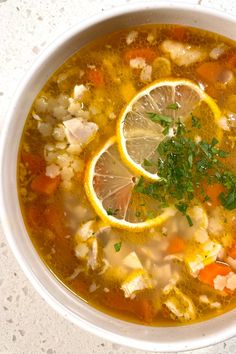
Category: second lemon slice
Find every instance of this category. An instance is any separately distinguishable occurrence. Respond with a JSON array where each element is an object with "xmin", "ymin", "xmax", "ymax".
[
  {"xmin": 117, "ymin": 78, "xmax": 221, "ymax": 181},
  {"xmin": 84, "ymin": 136, "xmax": 175, "ymax": 231}
]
